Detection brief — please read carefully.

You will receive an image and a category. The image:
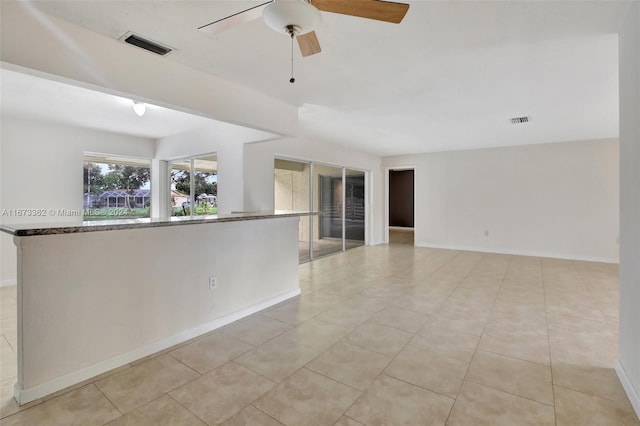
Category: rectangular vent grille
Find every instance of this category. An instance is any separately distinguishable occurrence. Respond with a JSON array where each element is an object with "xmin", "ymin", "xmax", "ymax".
[
  {"xmin": 123, "ymin": 34, "xmax": 172, "ymax": 56},
  {"xmin": 511, "ymin": 116, "xmax": 529, "ymax": 124}
]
